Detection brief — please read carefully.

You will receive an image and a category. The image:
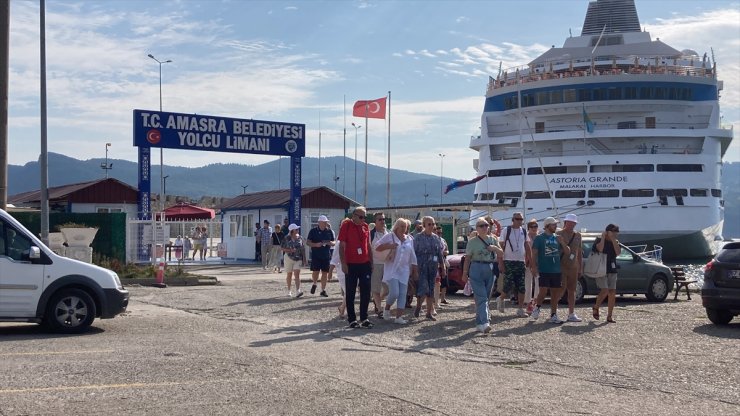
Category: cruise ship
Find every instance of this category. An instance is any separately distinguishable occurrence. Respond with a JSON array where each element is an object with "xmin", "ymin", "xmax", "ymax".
[{"xmin": 471, "ymin": 0, "xmax": 734, "ymax": 259}]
